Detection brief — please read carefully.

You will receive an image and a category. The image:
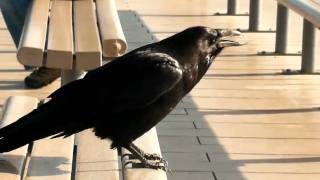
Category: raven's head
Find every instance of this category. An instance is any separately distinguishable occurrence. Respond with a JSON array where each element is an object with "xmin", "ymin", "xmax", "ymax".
[
  {"xmin": 160, "ymin": 26, "xmax": 242, "ymax": 86},
  {"xmin": 193, "ymin": 27, "xmax": 242, "ymax": 80}
]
